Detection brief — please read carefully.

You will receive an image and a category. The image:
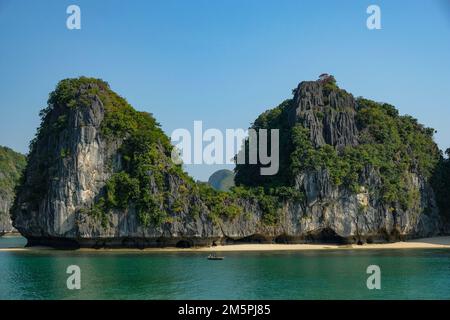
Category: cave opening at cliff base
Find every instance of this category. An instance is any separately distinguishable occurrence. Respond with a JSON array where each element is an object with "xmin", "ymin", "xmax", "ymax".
[{"xmin": 176, "ymin": 240, "xmax": 193, "ymax": 248}]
